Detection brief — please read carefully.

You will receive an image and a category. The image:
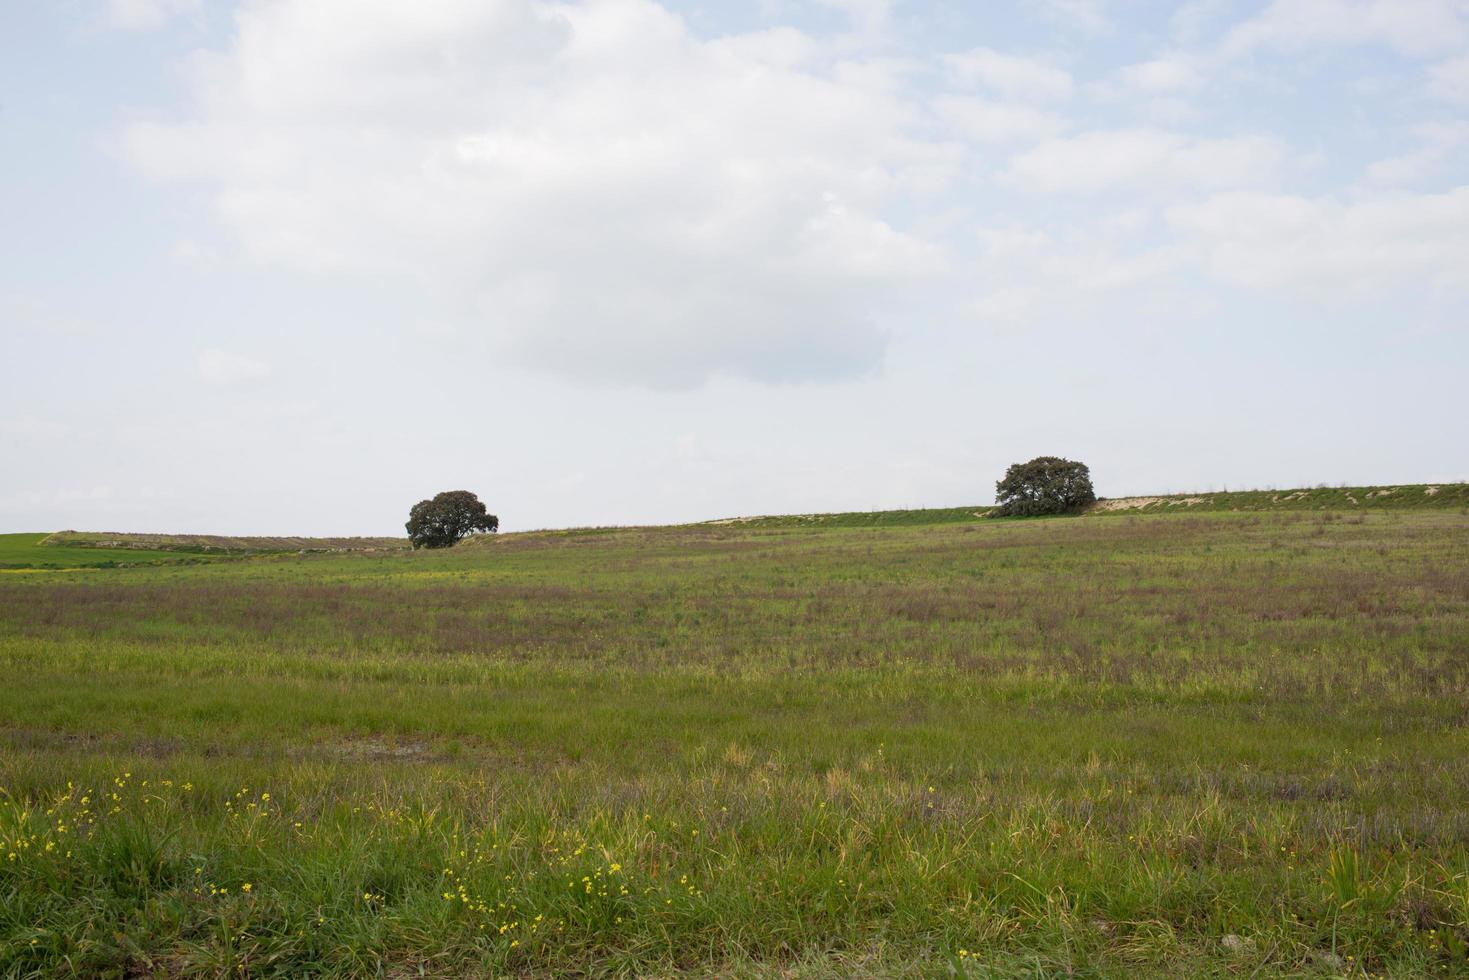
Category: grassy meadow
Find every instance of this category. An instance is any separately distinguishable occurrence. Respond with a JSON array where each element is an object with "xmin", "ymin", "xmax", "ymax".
[
  {"xmin": 3, "ymin": 503, "xmax": 1469, "ymax": 976},
  {"xmin": 0, "ymin": 533, "xmax": 217, "ymax": 570},
  {"xmin": 38, "ymin": 532, "xmax": 409, "ymax": 556}
]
